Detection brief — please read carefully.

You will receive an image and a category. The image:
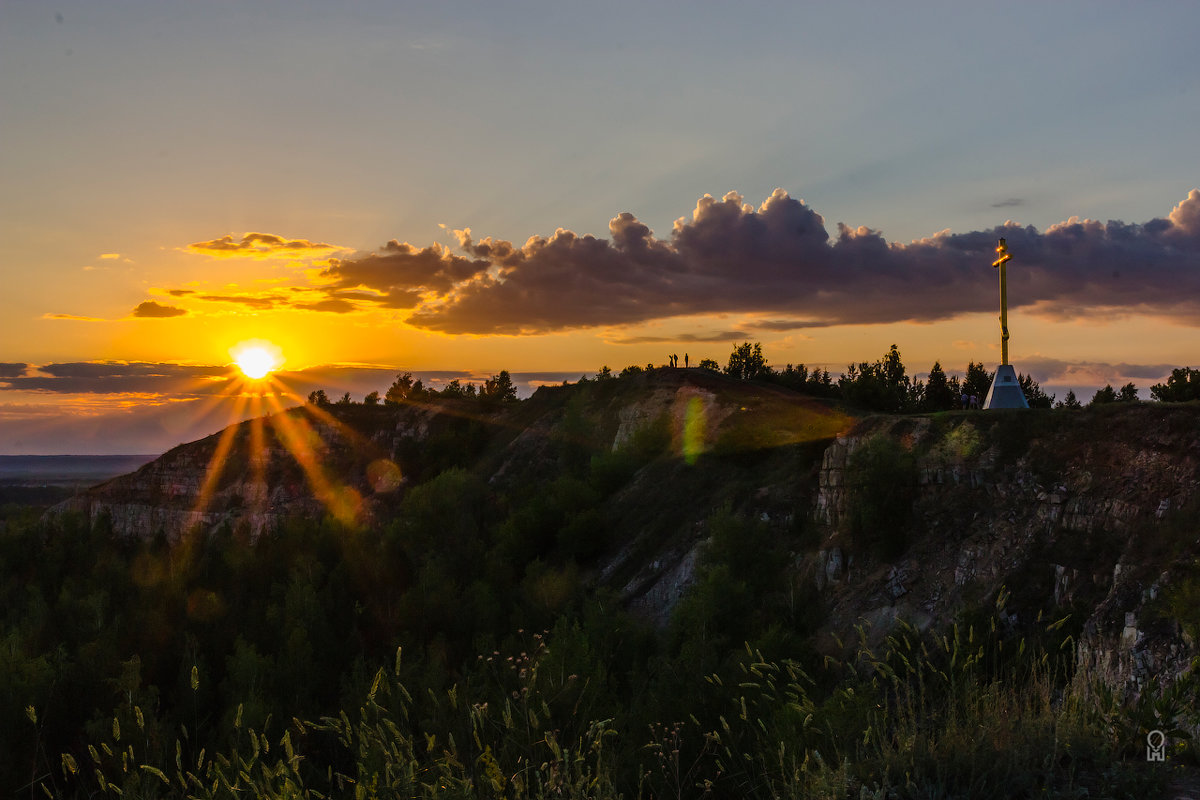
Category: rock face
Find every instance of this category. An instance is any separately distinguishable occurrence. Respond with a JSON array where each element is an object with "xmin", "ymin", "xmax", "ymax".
[
  {"xmin": 49, "ymin": 374, "xmax": 1200, "ymax": 705},
  {"xmin": 808, "ymin": 406, "xmax": 1200, "ymax": 703}
]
